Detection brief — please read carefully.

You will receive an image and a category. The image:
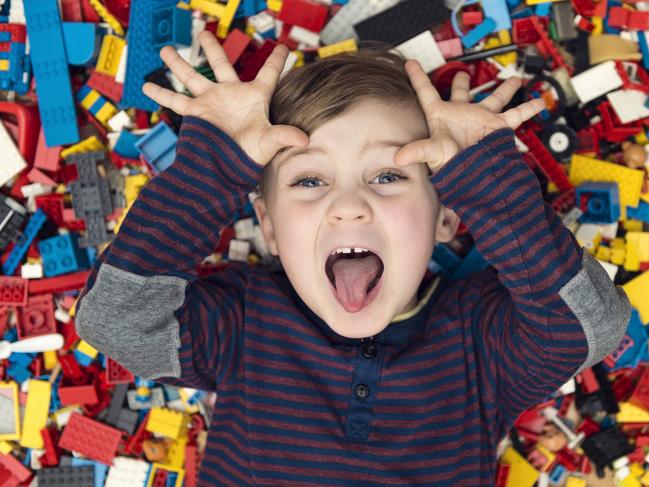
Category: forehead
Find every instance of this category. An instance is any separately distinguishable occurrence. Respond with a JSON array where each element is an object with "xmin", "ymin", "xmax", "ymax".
[{"xmin": 275, "ymin": 102, "xmax": 427, "ymax": 168}]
